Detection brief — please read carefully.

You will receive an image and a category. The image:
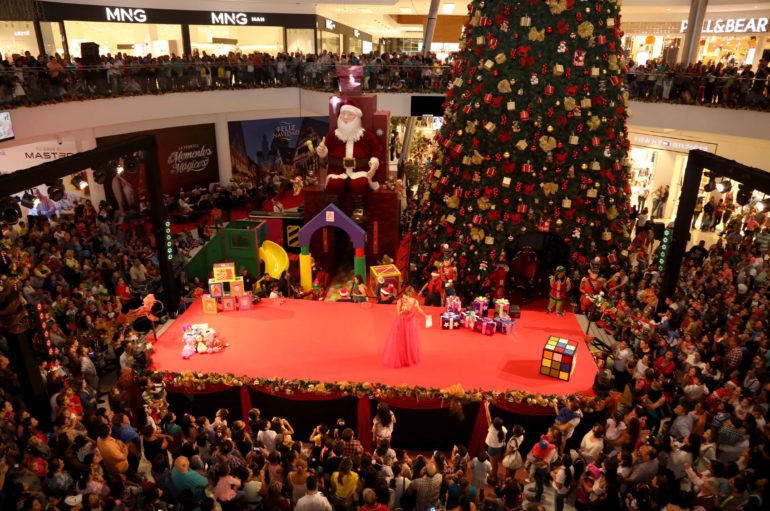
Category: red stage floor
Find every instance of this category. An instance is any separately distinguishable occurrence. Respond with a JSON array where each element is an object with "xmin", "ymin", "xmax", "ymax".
[{"xmin": 153, "ymin": 299, "xmax": 597, "ymax": 396}]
